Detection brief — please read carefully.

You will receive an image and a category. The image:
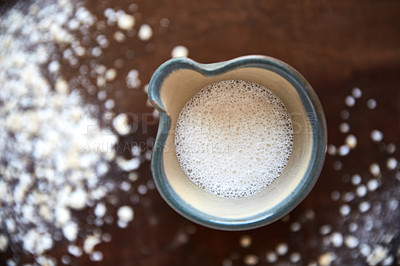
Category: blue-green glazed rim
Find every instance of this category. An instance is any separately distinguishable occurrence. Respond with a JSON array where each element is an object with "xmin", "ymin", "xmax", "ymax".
[{"xmin": 148, "ymin": 55, "xmax": 327, "ymax": 231}]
